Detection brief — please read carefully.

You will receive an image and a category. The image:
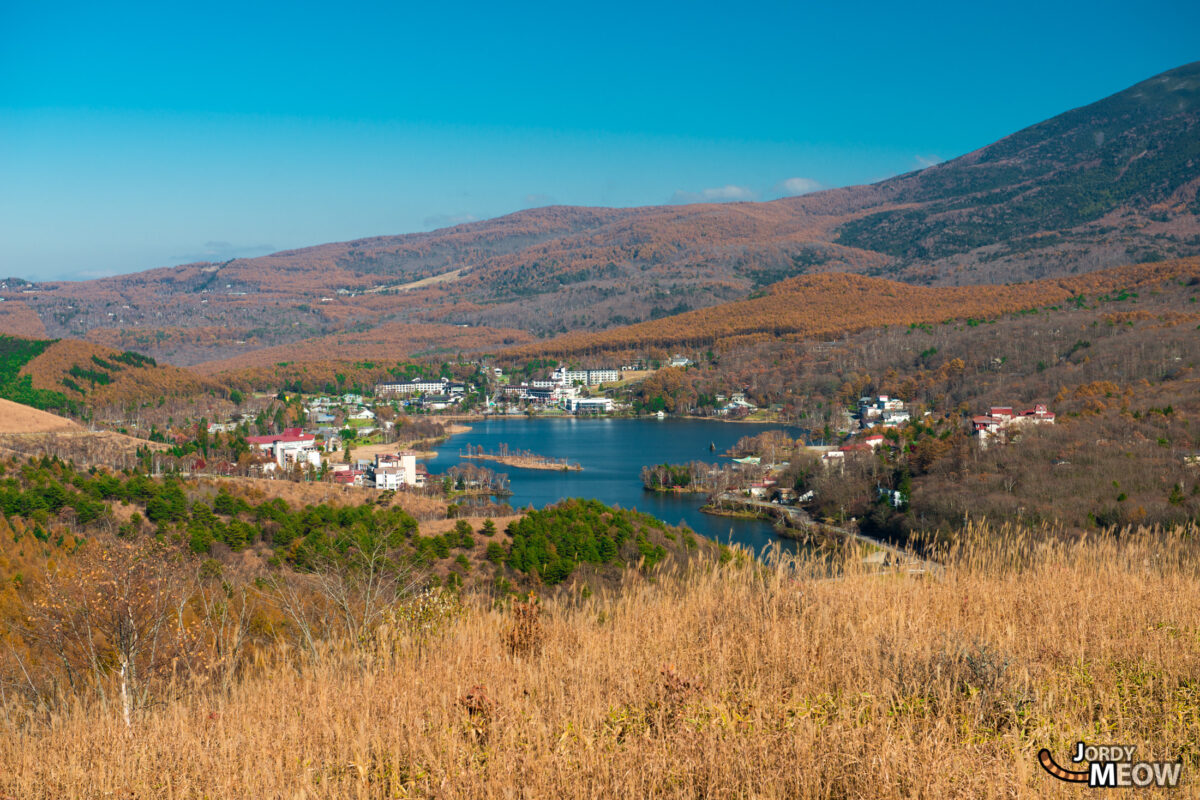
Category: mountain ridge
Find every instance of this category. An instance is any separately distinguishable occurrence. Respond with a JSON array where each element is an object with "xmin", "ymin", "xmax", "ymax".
[{"xmin": 3, "ymin": 62, "xmax": 1198, "ymax": 366}]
